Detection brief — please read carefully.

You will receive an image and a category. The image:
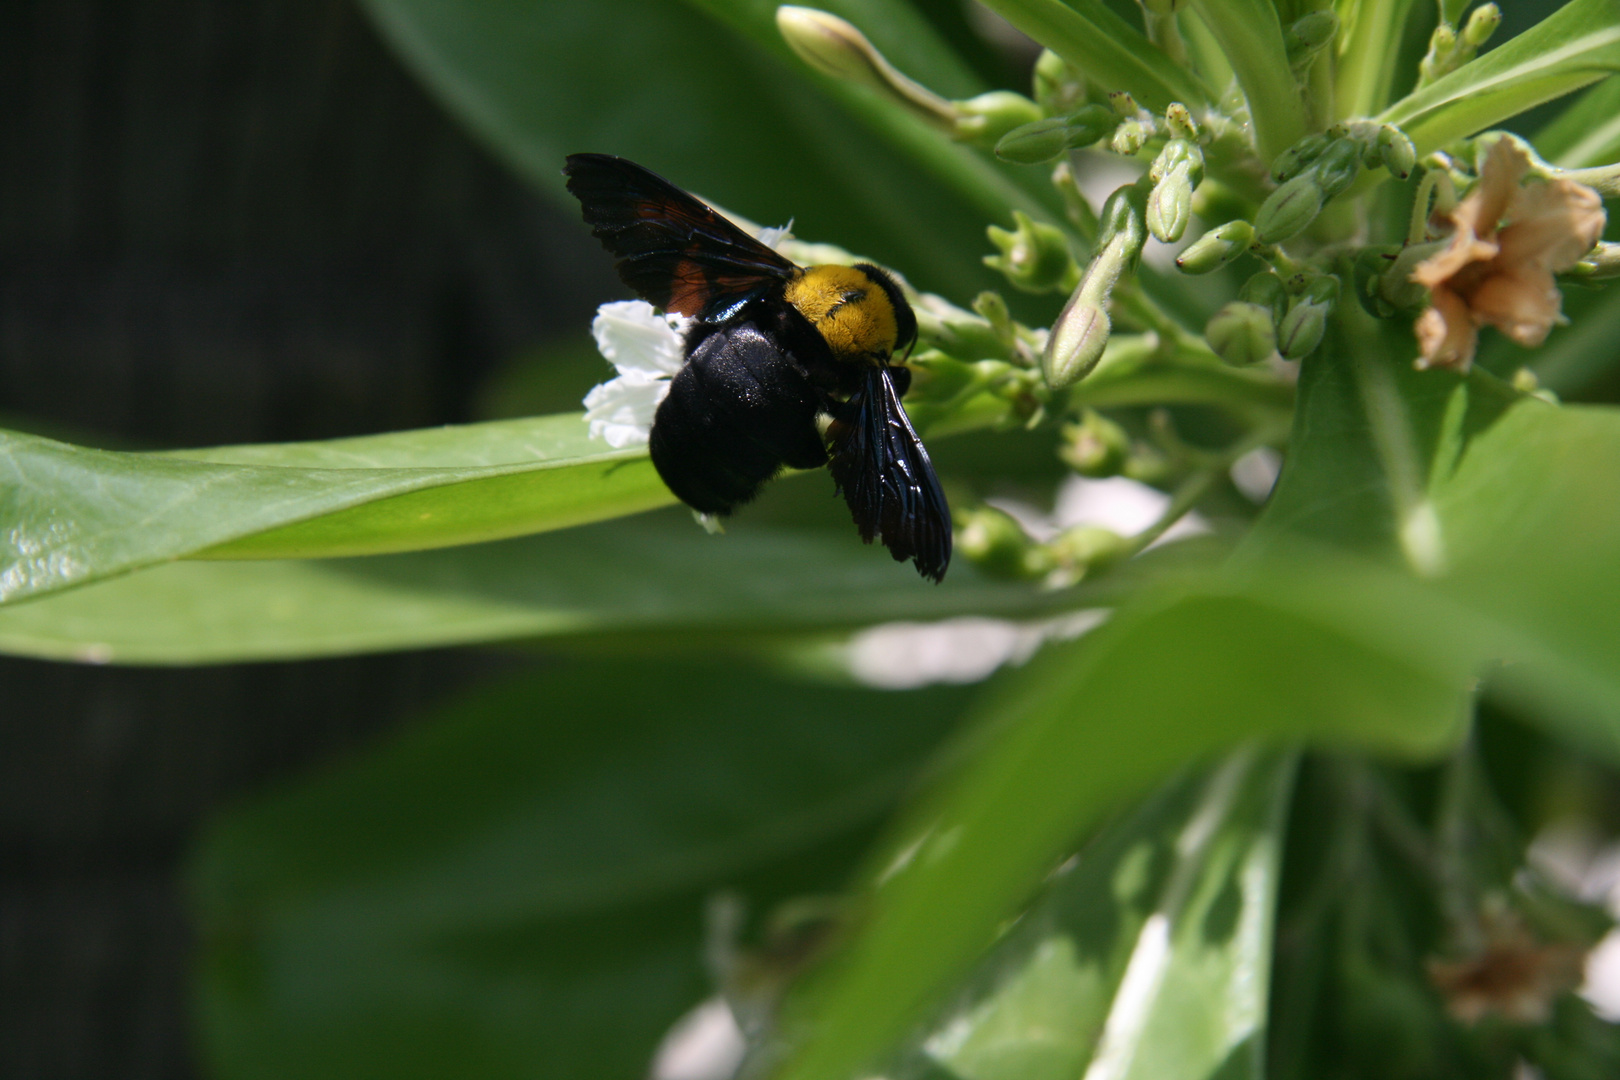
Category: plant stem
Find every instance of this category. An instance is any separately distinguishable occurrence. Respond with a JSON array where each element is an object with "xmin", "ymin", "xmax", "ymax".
[
  {"xmin": 1336, "ymin": 0, "xmax": 1420, "ymax": 118},
  {"xmin": 1187, "ymin": 0, "xmax": 1310, "ymax": 162}
]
